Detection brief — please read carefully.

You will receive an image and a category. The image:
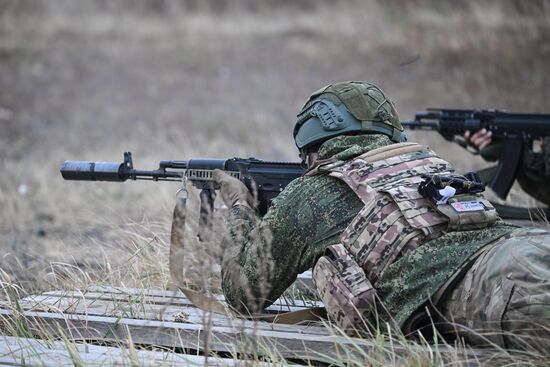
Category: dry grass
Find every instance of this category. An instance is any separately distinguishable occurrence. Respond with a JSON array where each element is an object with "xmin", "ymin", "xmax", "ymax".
[
  {"xmin": 1, "ymin": 273, "xmax": 549, "ymax": 366},
  {"xmin": 1, "ymin": 0, "xmax": 548, "ymax": 285},
  {"xmin": 0, "ymin": 0, "xmax": 549, "ymax": 365},
  {"xmin": 0, "ymin": 201, "xmax": 549, "ymax": 365}
]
